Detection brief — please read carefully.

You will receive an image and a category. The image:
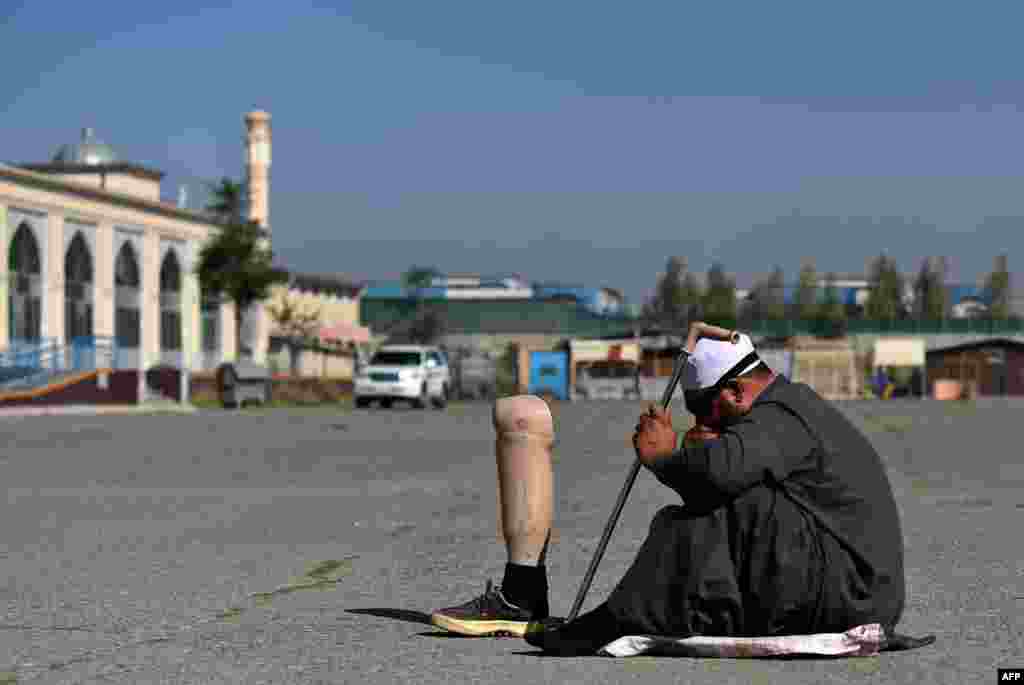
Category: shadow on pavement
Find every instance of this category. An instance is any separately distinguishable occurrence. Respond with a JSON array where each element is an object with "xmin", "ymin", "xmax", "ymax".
[
  {"xmin": 346, "ymin": 608, "xmax": 433, "ymax": 625},
  {"xmin": 507, "ymin": 650, "xmax": 595, "ymax": 658},
  {"xmin": 507, "ymin": 650, "xmax": 879, "ymax": 660}
]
